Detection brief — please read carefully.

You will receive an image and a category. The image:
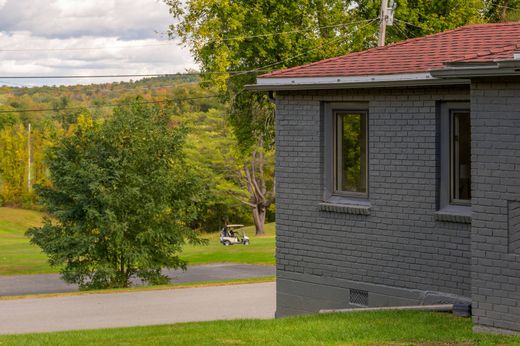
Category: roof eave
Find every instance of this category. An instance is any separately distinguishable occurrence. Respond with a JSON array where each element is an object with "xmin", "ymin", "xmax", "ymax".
[
  {"xmin": 246, "ymin": 73, "xmax": 469, "ymax": 91},
  {"xmin": 431, "ymin": 61, "xmax": 520, "ymax": 78}
]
